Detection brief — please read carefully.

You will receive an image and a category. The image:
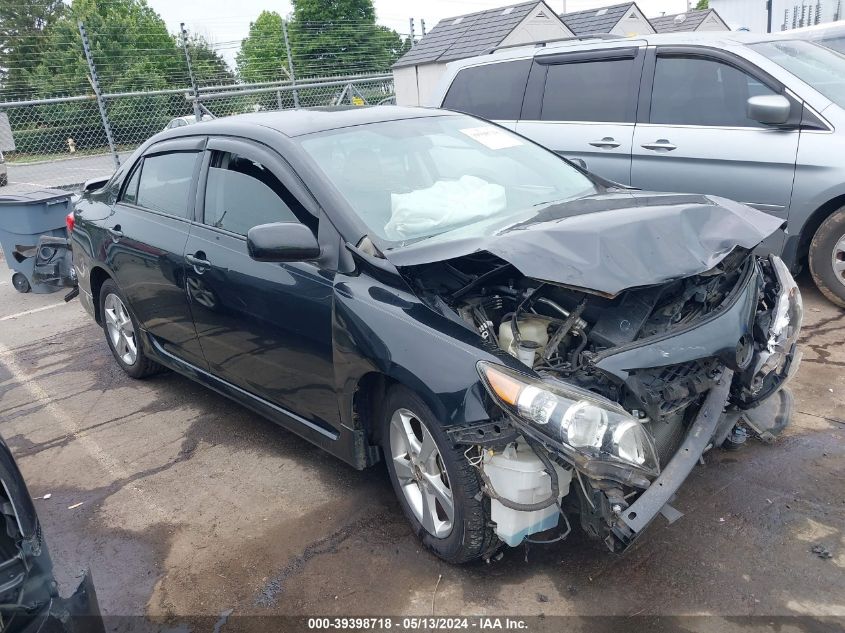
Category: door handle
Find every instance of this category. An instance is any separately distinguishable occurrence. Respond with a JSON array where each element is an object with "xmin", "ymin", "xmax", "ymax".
[
  {"xmin": 107, "ymin": 225, "xmax": 123, "ymax": 239},
  {"xmin": 641, "ymin": 139, "xmax": 677, "ymax": 152},
  {"xmin": 588, "ymin": 137, "xmax": 621, "ymax": 149},
  {"xmin": 186, "ymin": 252, "xmax": 211, "ymax": 272}
]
